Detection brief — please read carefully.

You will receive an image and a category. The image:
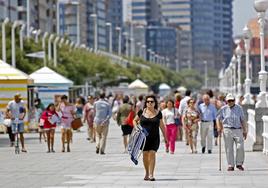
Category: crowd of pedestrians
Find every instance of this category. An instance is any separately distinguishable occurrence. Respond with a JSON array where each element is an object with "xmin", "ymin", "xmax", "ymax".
[{"xmin": 1, "ymin": 88, "xmax": 249, "ymax": 179}]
